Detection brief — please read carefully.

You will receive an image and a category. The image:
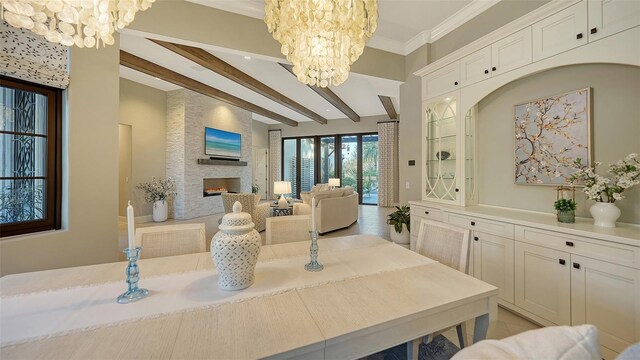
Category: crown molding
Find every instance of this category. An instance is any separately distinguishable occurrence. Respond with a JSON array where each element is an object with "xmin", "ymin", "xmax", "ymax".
[
  {"xmin": 186, "ymin": 0, "xmax": 265, "ymax": 19},
  {"xmin": 430, "ymin": 0, "xmax": 502, "ymax": 42},
  {"xmin": 414, "ymin": 0, "xmax": 581, "ymax": 77},
  {"xmin": 366, "ymin": 35, "xmax": 407, "ymax": 55},
  {"xmin": 403, "ymin": 30, "xmax": 431, "ymax": 56}
]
